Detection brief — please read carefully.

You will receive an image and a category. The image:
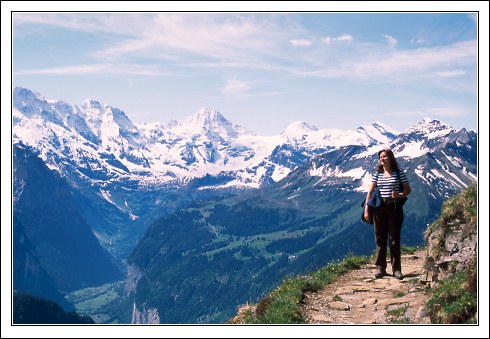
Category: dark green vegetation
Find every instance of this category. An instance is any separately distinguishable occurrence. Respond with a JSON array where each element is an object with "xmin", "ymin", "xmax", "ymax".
[
  {"xmin": 13, "ymin": 217, "xmax": 72, "ymax": 310},
  {"xmin": 13, "ymin": 292, "xmax": 95, "ymax": 324},
  {"xmin": 13, "ymin": 144, "xmax": 122, "ymax": 296},
  {"xmin": 65, "ymin": 281, "xmax": 126, "ymax": 323},
  {"xmin": 124, "ymin": 181, "xmax": 378, "ymax": 323},
  {"xmin": 121, "ymin": 171, "xmax": 443, "ymax": 324},
  {"xmin": 425, "ymin": 263, "xmax": 477, "ymax": 324}
]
